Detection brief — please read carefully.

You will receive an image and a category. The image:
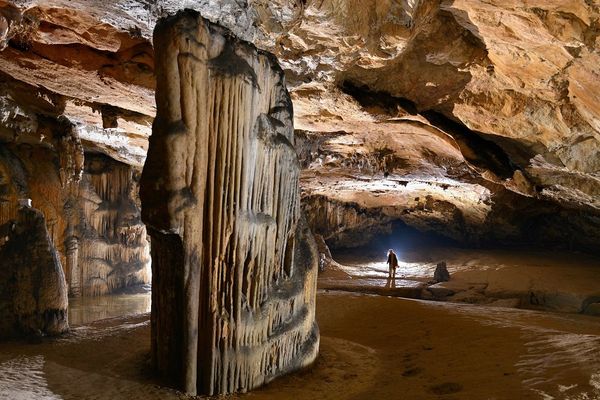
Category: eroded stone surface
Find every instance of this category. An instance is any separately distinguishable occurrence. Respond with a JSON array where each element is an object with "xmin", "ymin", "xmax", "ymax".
[
  {"xmin": 0, "ymin": 130, "xmax": 150, "ymax": 298},
  {"xmin": 0, "ymin": 206, "xmax": 68, "ymax": 338},
  {"xmin": 140, "ymin": 11, "xmax": 318, "ymax": 395}
]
